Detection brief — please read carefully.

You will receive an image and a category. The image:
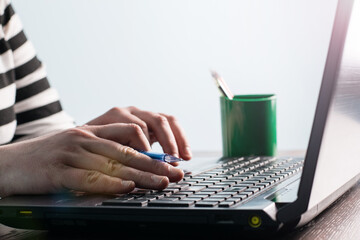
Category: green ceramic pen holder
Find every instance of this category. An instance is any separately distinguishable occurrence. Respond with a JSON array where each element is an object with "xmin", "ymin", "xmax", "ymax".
[{"xmin": 220, "ymin": 94, "xmax": 277, "ymax": 157}]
